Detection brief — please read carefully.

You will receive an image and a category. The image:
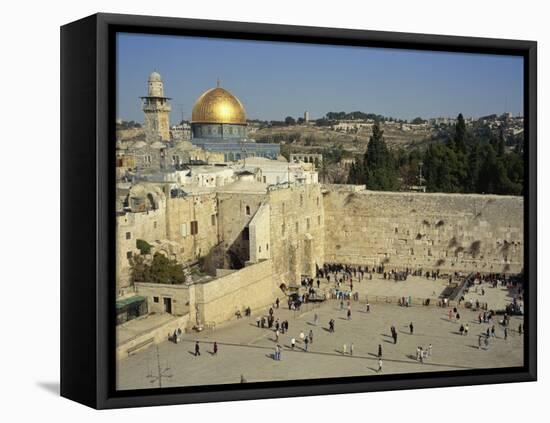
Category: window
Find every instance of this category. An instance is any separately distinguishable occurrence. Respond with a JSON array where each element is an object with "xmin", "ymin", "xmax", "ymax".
[
  {"xmin": 266, "ymin": 244, "xmax": 269, "ymax": 251},
  {"xmin": 126, "ymin": 251, "xmax": 133, "ymax": 259},
  {"xmin": 263, "ymin": 176, "xmax": 266, "ymax": 183},
  {"xmin": 259, "ymin": 246, "xmax": 262, "ymax": 253},
  {"xmin": 153, "ymin": 296, "xmax": 159, "ymax": 303},
  {"xmin": 281, "ymin": 223, "xmax": 285, "ymax": 236},
  {"xmin": 242, "ymin": 227, "xmax": 249, "ymax": 241},
  {"xmin": 295, "ymin": 222, "xmax": 299, "ymax": 232},
  {"xmin": 125, "ymin": 232, "xmax": 131, "ymax": 240},
  {"xmin": 318, "ymin": 215, "xmax": 321, "ymax": 225},
  {"xmin": 153, "ymin": 221, "xmax": 157, "ymax": 229},
  {"xmin": 306, "ymin": 218, "xmax": 310, "ymax": 230},
  {"xmin": 181, "ymin": 223, "xmax": 188, "ymax": 237},
  {"xmin": 317, "ymin": 197, "xmax": 320, "ymax": 206},
  {"xmin": 190, "ymin": 221, "xmax": 198, "ymax": 235},
  {"xmin": 300, "ymin": 194, "xmax": 303, "ymax": 206},
  {"xmin": 211, "ymin": 214, "xmax": 216, "ymax": 226},
  {"xmin": 245, "ymin": 205, "xmax": 251, "ymax": 215}
]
